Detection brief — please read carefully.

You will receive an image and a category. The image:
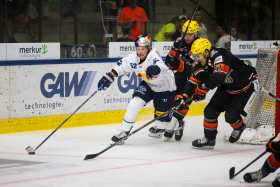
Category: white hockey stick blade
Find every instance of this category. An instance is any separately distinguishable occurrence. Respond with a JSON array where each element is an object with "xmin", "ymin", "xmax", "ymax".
[{"xmin": 25, "ymin": 146, "xmax": 35, "ymax": 154}]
